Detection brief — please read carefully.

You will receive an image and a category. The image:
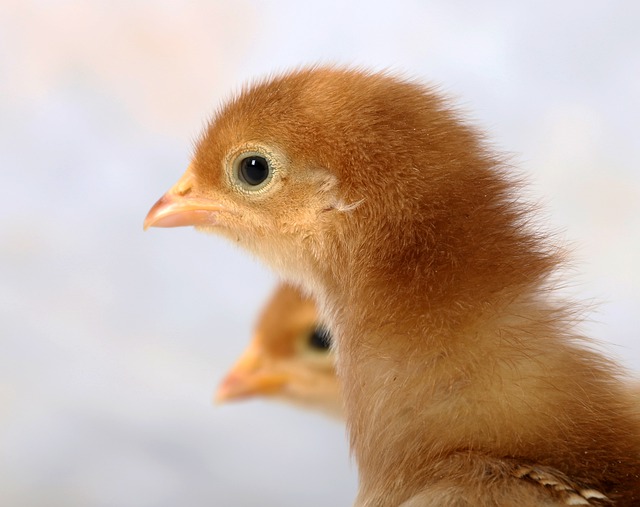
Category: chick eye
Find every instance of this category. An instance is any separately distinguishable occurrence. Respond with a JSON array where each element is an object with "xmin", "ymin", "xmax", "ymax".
[
  {"xmin": 238, "ymin": 155, "xmax": 270, "ymax": 187},
  {"xmin": 308, "ymin": 326, "xmax": 331, "ymax": 351}
]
